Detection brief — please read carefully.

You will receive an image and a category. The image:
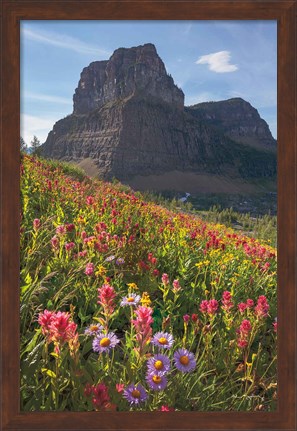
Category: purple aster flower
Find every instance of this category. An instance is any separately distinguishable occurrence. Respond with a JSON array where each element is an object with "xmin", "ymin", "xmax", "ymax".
[
  {"xmin": 120, "ymin": 293, "xmax": 141, "ymax": 307},
  {"xmin": 84, "ymin": 323, "xmax": 103, "ymax": 336},
  {"xmin": 123, "ymin": 383, "xmax": 147, "ymax": 405},
  {"xmin": 146, "ymin": 372, "xmax": 168, "ymax": 391},
  {"xmin": 147, "ymin": 354, "xmax": 171, "ymax": 375},
  {"xmin": 116, "ymin": 257, "xmax": 125, "ymax": 265},
  {"xmin": 92, "ymin": 332, "xmax": 120, "ymax": 353},
  {"xmin": 151, "ymin": 332, "xmax": 174, "ymax": 349},
  {"xmin": 173, "ymin": 348, "xmax": 196, "ymax": 373},
  {"xmin": 105, "ymin": 255, "xmax": 116, "ymax": 262}
]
